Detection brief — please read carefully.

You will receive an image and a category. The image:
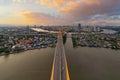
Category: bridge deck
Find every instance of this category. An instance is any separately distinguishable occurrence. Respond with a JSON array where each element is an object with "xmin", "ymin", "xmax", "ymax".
[{"xmin": 51, "ymin": 32, "xmax": 70, "ymax": 80}]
